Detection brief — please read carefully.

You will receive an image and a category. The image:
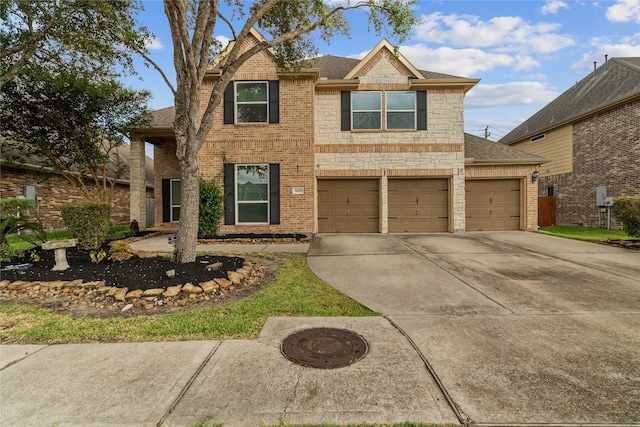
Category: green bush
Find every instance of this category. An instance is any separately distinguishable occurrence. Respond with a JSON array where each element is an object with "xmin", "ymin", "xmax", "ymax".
[
  {"xmin": 0, "ymin": 216, "xmax": 46, "ymax": 246},
  {"xmin": 198, "ymin": 178, "xmax": 224, "ymax": 238},
  {"xmin": 0, "ymin": 243, "xmax": 20, "ymax": 262},
  {"xmin": 0, "ymin": 198, "xmax": 36, "ymax": 218},
  {"xmin": 612, "ymin": 195, "xmax": 640, "ymax": 238},
  {"xmin": 61, "ymin": 202, "xmax": 112, "ymax": 249}
]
